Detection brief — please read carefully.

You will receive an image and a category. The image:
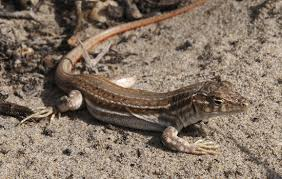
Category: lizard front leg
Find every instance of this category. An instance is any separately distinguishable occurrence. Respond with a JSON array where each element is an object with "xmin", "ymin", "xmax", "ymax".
[
  {"xmin": 161, "ymin": 126, "xmax": 219, "ymax": 155},
  {"xmin": 18, "ymin": 90, "xmax": 83, "ymax": 125}
]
